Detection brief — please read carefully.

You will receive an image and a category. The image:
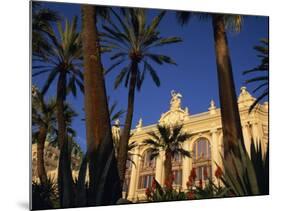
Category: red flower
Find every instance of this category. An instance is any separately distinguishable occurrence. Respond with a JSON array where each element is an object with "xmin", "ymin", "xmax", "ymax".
[
  {"xmin": 152, "ymin": 177, "xmax": 156, "ymax": 190},
  {"xmin": 186, "ymin": 180, "xmax": 192, "ymax": 188},
  {"xmin": 171, "ymin": 173, "xmax": 176, "ymax": 181},
  {"xmin": 199, "ymin": 179, "xmax": 203, "ymax": 189},
  {"xmin": 165, "ymin": 178, "xmax": 173, "ymax": 189},
  {"xmin": 145, "ymin": 187, "xmax": 151, "ymax": 196},
  {"xmin": 188, "ymin": 175, "xmax": 193, "ymax": 183},
  {"xmin": 215, "ymin": 165, "xmax": 223, "ymax": 179},
  {"xmin": 186, "ymin": 191, "xmax": 195, "ymax": 199},
  {"xmin": 190, "ymin": 168, "xmax": 196, "ymax": 181}
]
